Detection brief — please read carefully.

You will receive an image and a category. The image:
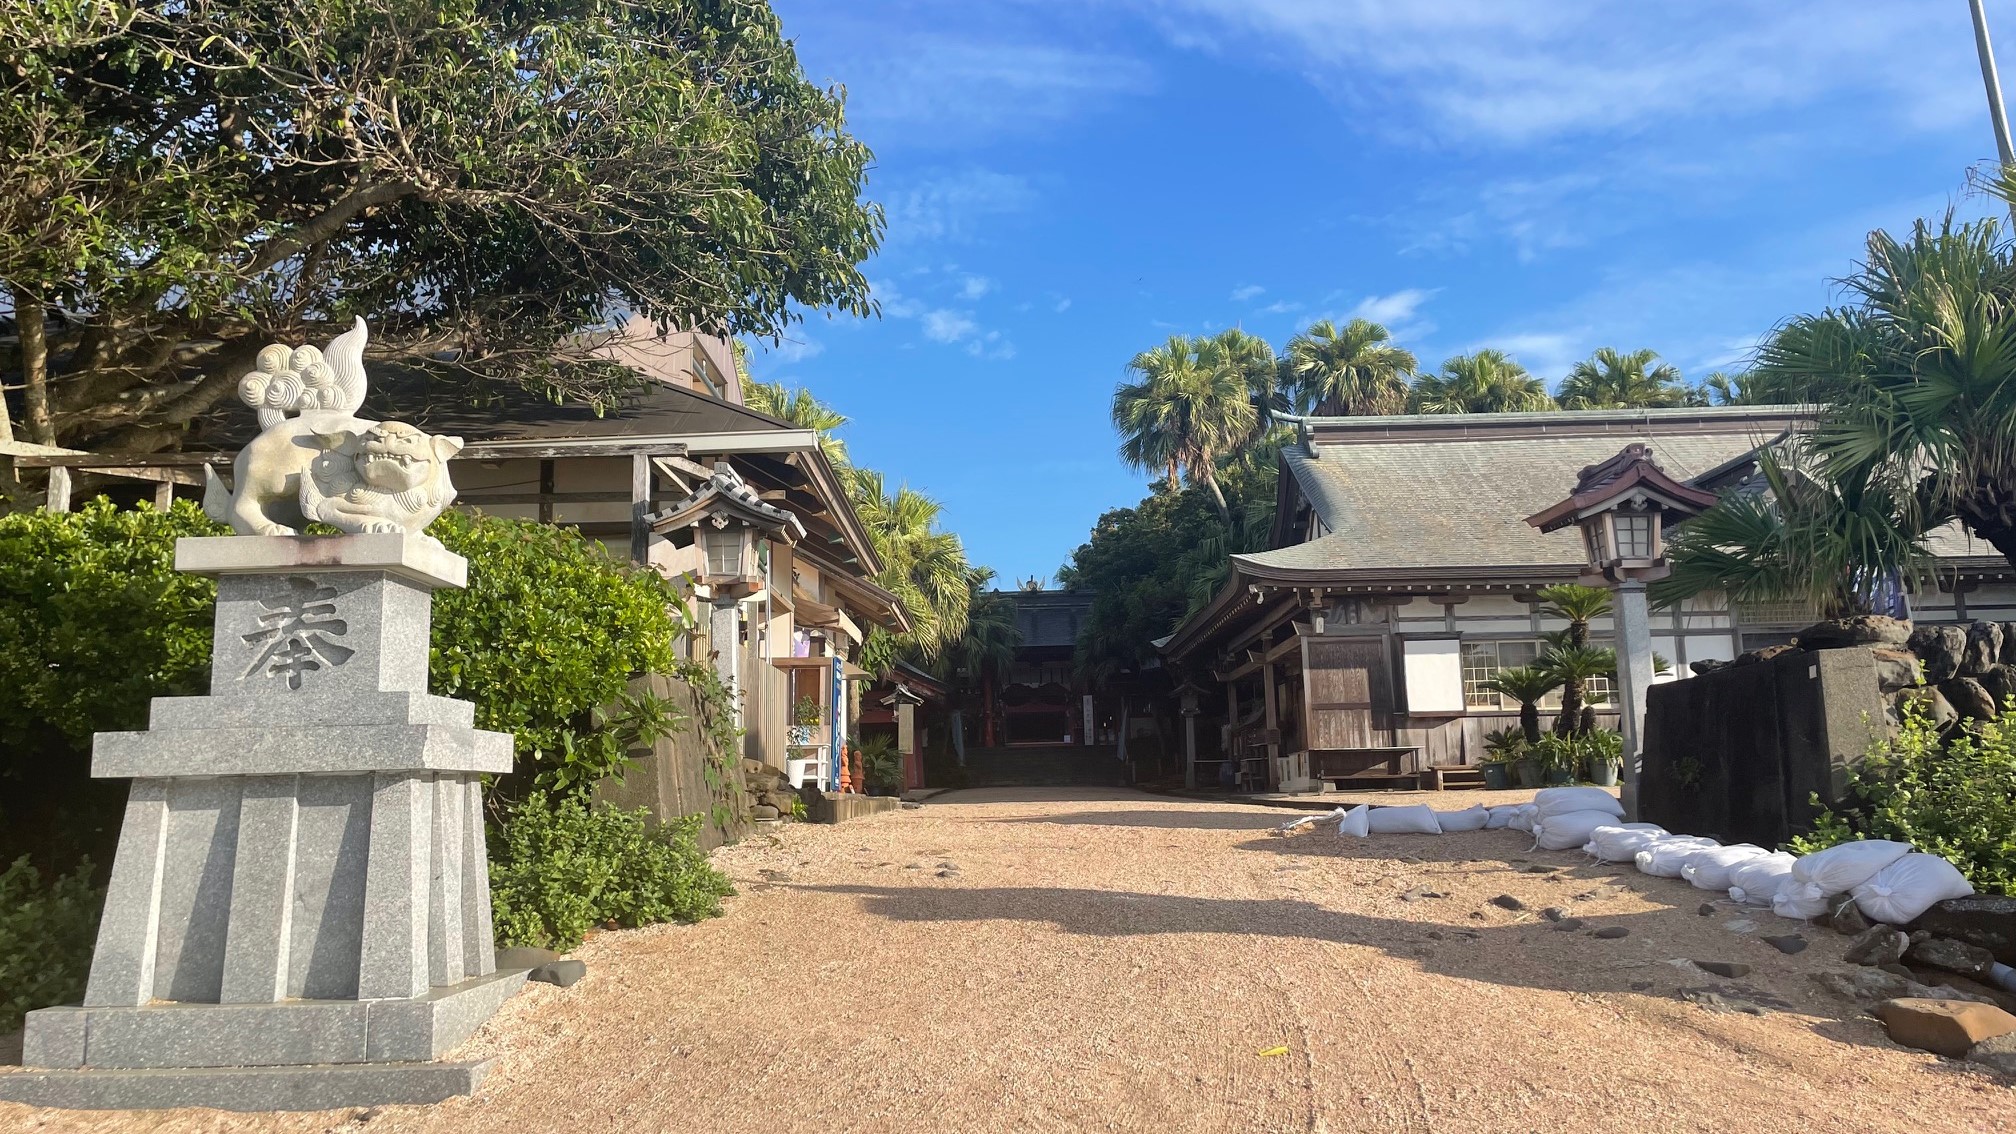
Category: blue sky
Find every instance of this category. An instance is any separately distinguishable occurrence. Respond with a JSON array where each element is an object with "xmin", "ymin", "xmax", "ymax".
[{"xmin": 745, "ymin": 0, "xmax": 2006, "ymax": 584}]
